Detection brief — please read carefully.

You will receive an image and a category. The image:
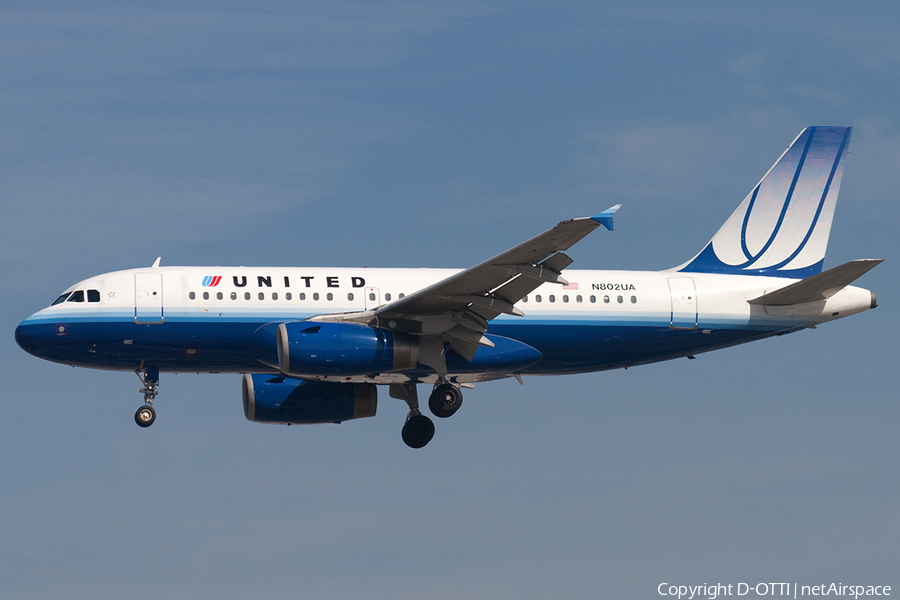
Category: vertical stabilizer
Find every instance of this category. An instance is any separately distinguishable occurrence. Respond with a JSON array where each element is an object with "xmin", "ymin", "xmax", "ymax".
[{"xmin": 677, "ymin": 126, "xmax": 852, "ymax": 278}]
